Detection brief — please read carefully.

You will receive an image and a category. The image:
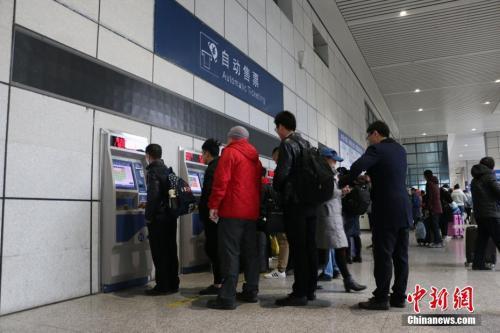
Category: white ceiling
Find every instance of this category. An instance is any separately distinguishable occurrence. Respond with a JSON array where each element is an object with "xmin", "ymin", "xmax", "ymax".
[{"xmin": 335, "ymin": 0, "xmax": 500, "ymax": 163}]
